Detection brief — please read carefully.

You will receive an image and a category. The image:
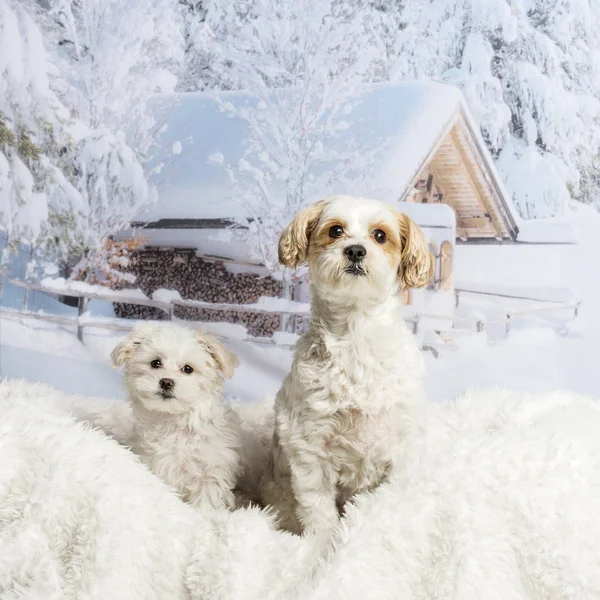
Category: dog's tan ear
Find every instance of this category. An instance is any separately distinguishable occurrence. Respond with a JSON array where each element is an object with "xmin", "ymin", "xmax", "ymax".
[
  {"xmin": 111, "ymin": 323, "xmax": 155, "ymax": 367},
  {"xmin": 195, "ymin": 330, "xmax": 239, "ymax": 379},
  {"xmin": 398, "ymin": 213, "xmax": 434, "ymax": 289},
  {"xmin": 278, "ymin": 200, "xmax": 326, "ymax": 269}
]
